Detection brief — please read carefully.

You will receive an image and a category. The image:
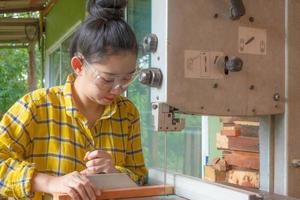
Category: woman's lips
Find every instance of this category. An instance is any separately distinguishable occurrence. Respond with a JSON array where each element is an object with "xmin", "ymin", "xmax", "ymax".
[{"xmin": 104, "ymin": 97, "xmax": 114, "ymax": 101}]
